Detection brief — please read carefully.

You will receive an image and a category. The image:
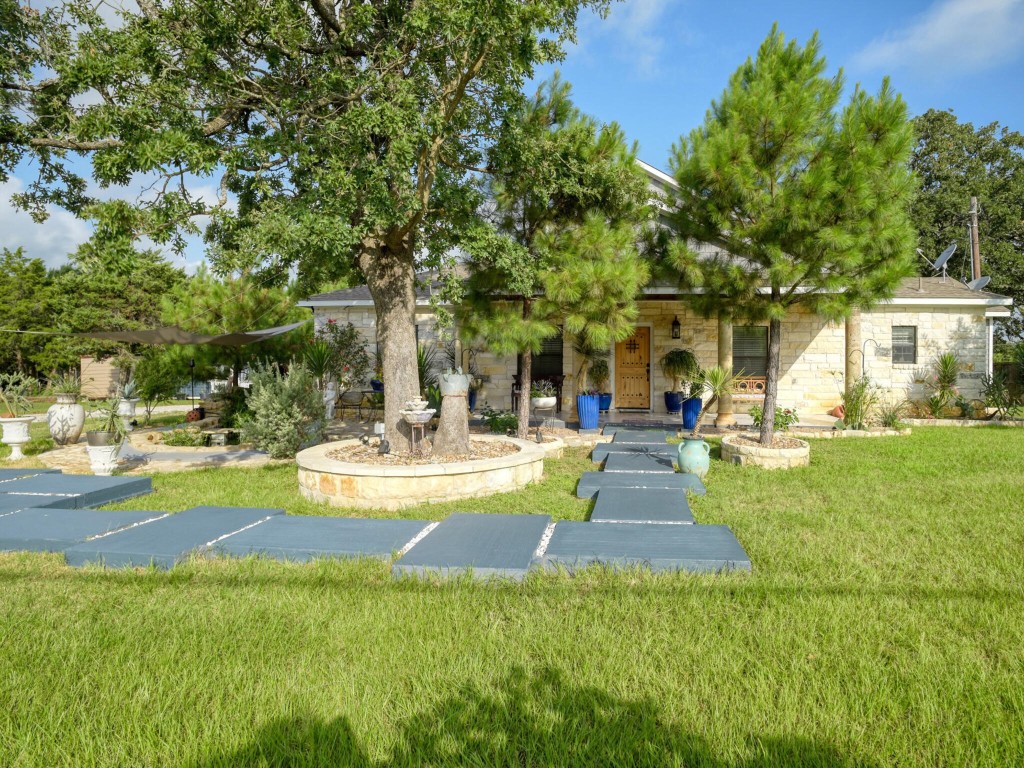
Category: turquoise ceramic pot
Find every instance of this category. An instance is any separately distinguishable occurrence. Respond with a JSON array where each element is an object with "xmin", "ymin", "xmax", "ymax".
[{"xmin": 677, "ymin": 437, "xmax": 711, "ymax": 479}]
